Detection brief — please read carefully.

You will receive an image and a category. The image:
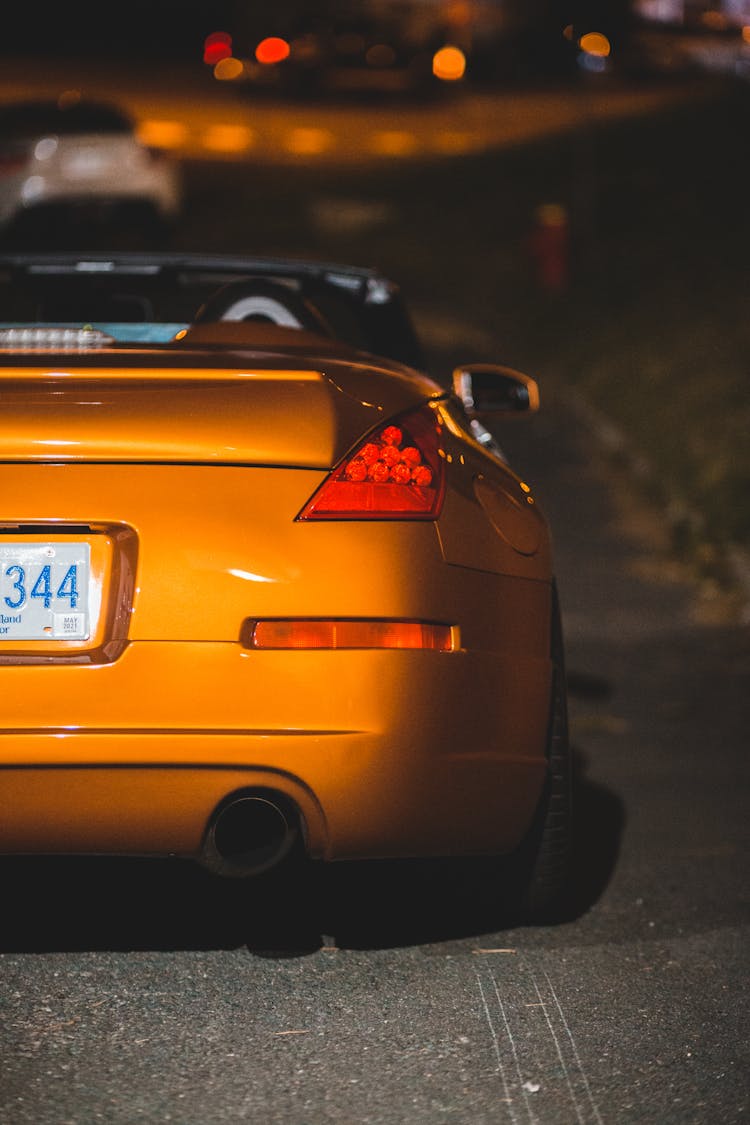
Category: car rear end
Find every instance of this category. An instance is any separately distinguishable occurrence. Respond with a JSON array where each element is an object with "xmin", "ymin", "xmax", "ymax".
[
  {"xmin": 0, "ymin": 99, "xmax": 181, "ymax": 234},
  {"xmin": 0, "ymin": 335, "xmax": 554, "ymax": 874}
]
